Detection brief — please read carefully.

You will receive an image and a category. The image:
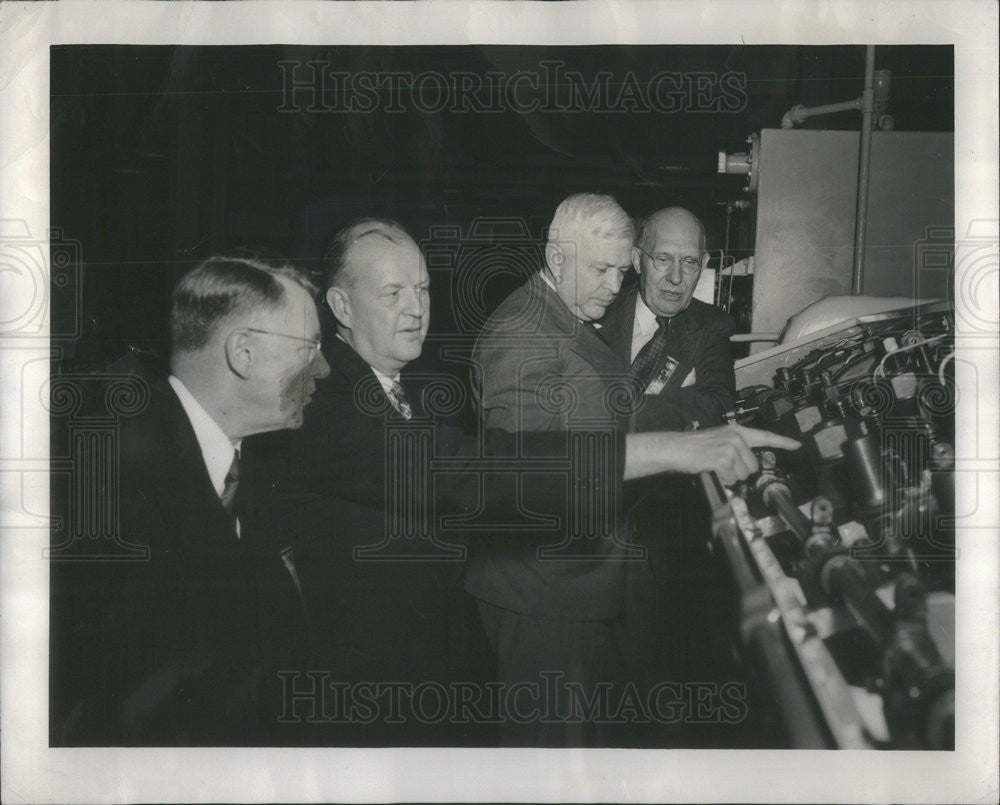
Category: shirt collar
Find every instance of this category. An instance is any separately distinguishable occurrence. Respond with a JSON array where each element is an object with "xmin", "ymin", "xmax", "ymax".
[
  {"xmin": 634, "ymin": 290, "xmax": 662, "ymax": 336},
  {"xmin": 370, "ymin": 365, "xmax": 401, "ymax": 396},
  {"xmin": 168, "ymin": 375, "xmax": 240, "ymax": 497},
  {"xmin": 335, "ymin": 333, "xmax": 400, "ymax": 395}
]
